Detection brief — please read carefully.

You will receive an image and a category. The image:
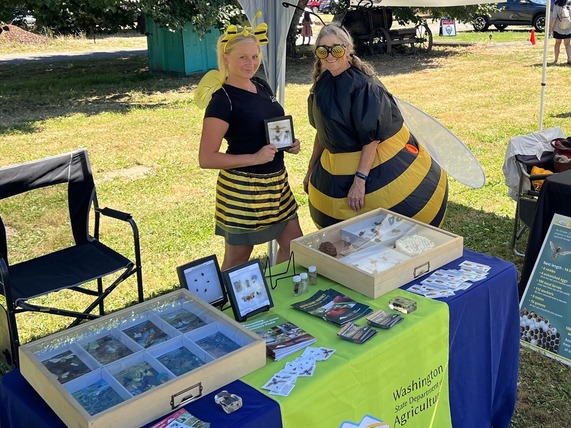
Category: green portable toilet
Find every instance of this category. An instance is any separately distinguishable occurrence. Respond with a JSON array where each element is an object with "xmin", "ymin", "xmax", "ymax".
[{"xmin": 146, "ymin": 17, "xmax": 220, "ymax": 76}]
